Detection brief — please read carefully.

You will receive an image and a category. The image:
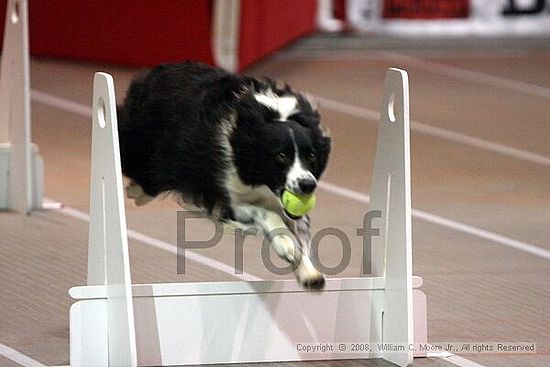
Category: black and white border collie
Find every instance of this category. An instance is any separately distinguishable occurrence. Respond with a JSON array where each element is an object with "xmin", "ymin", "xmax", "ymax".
[{"xmin": 118, "ymin": 61, "xmax": 331, "ymax": 289}]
